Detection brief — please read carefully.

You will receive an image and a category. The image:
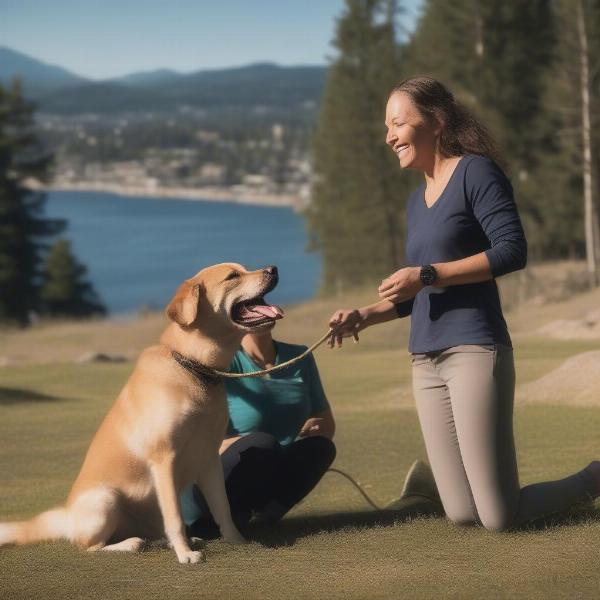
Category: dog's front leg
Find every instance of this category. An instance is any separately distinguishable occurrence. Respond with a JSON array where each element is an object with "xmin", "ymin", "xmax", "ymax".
[
  {"xmin": 150, "ymin": 454, "xmax": 205, "ymax": 564},
  {"xmin": 199, "ymin": 456, "xmax": 247, "ymax": 544}
]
